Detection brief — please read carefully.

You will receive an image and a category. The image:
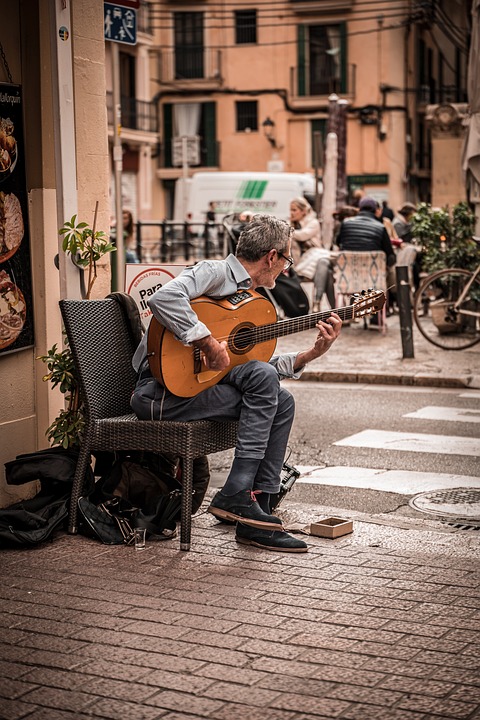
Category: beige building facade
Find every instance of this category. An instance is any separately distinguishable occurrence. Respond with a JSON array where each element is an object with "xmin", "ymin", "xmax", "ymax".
[
  {"xmin": 153, "ymin": 0, "xmax": 470, "ymax": 219},
  {"xmin": 0, "ymin": 0, "xmax": 110, "ymax": 506}
]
